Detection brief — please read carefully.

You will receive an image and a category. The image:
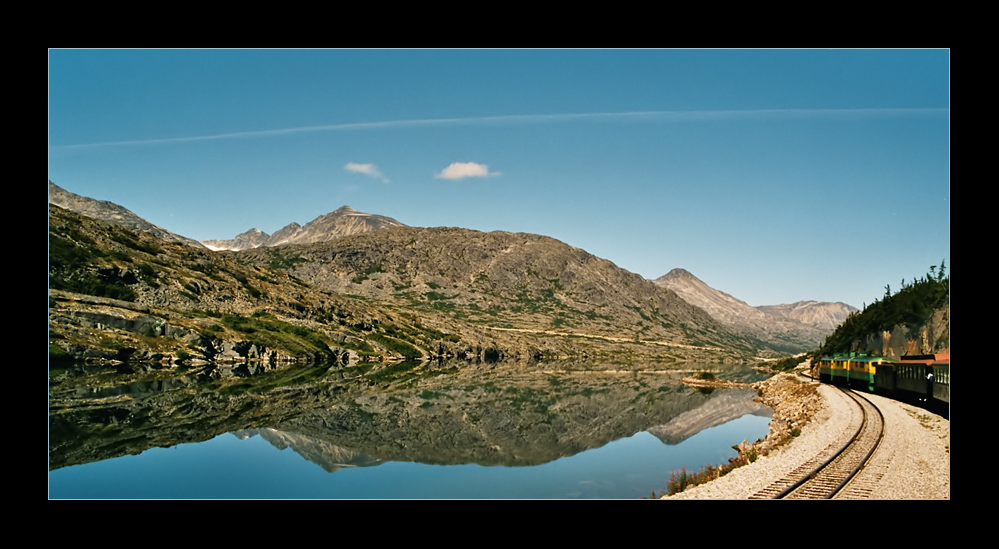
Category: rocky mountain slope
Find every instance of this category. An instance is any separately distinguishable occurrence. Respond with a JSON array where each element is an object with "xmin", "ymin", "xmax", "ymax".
[
  {"xmin": 817, "ymin": 271, "xmax": 949, "ymax": 358},
  {"xmin": 54, "ymin": 181, "xmax": 859, "ymax": 365},
  {"xmin": 48, "ymin": 198, "xmax": 763, "ymax": 367},
  {"xmin": 201, "ymin": 228, "xmax": 270, "ymax": 251},
  {"xmin": 48, "ymin": 181, "xmax": 206, "ymax": 249},
  {"xmin": 49, "ymin": 203, "xmax": 398, "ymax": 364},
  {"xmin": 200, "ymin": 206, "xmax": 406, "ymax": 251},
  {"xmin": 756, "ymin": 301, "xmax": 857, "ymax": 332},
  {"xmin": 233, "ymin": 227, "xmax": 760, "ymax": 356},
  {"xmin": 652, "ymin": 268, "xmax": 856, "ymax": 352}
]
